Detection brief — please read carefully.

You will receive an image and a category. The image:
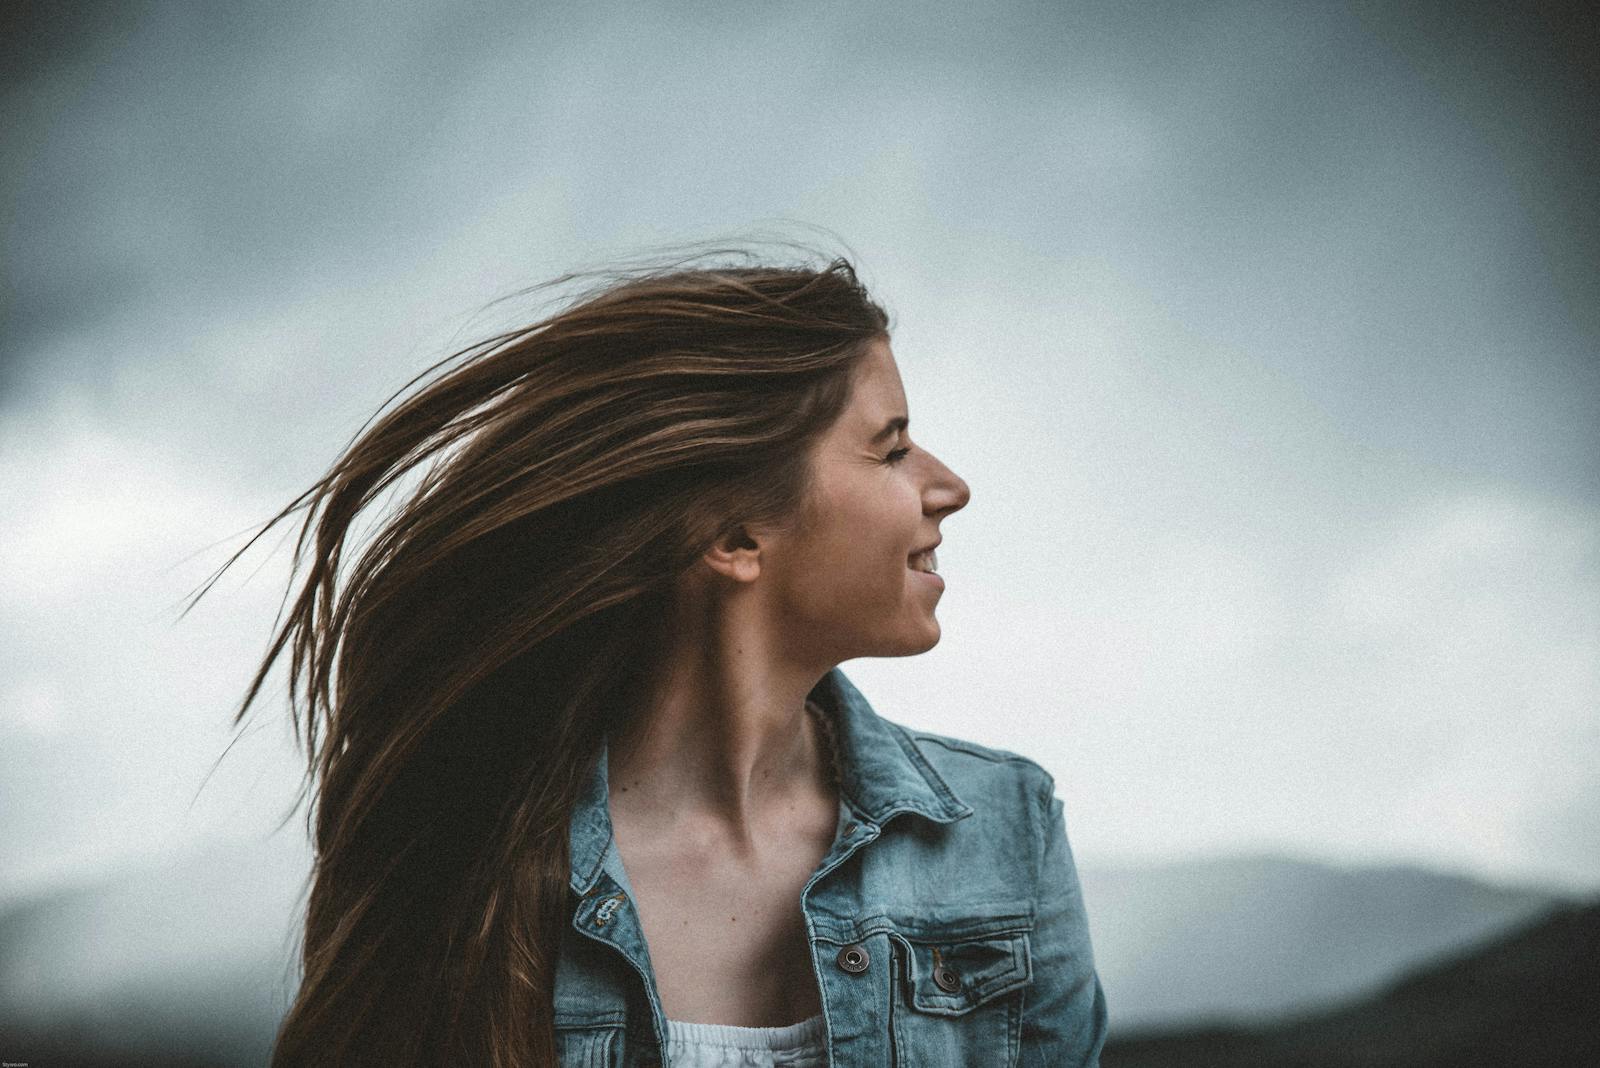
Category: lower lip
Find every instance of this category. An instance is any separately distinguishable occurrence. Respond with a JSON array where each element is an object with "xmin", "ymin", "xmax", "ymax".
[{"xmin": 908, "ymin": 567, "xmax": 945, "ymax": 590}]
